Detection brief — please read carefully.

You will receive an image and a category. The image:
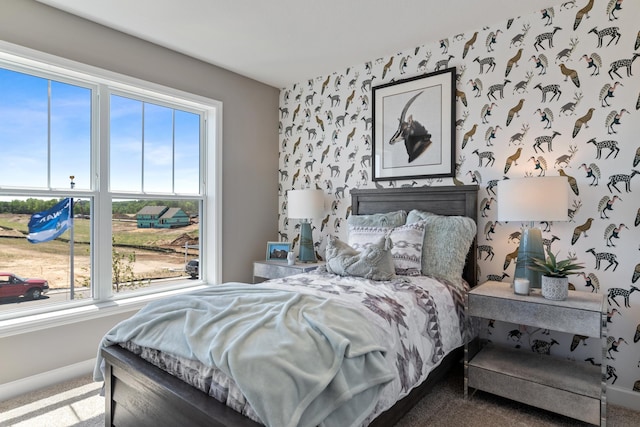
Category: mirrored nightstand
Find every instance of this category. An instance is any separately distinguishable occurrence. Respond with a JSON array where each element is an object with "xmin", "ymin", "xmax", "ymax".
[{"xmin": 252, "ymin": 260, "xmax": 324, "ymax": 283}]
